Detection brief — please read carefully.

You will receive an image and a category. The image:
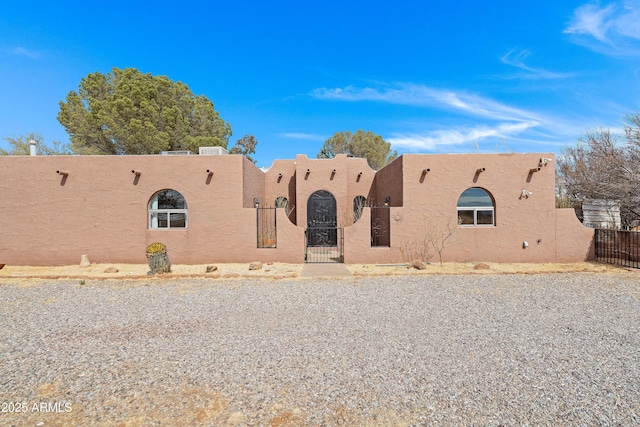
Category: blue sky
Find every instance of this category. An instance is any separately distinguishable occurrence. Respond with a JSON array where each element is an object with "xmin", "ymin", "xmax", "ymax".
[{"xmin": 1, "ymin": 1, "xmax": 639, "ymax": 168}]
